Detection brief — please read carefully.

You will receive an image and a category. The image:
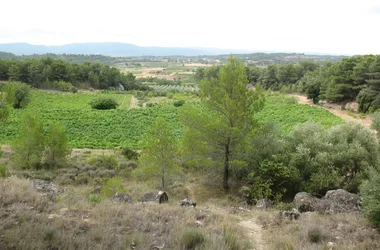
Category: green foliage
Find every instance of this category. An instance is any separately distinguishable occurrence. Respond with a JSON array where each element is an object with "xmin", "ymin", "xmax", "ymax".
[
  {"xmin": 257, "ymin": 95, "xmax": 344, "ymax": 133},
  {"xmin": 44, "ymin": 122, "xmax": 71, "ymax": 168},
  {"xmin": 180, "ymin": 228, "xmax": 205, "ymax": 250},
  {"xmin": 87, "ymin": 194, "xmax": 102, "ymax": 204},
  {"xmin": 181, "ymin": 56, "xmax": 265, "ymax": 189},
  {"xmin": 12, "ymin": 114, "xmax": 45, "ymax": 169},
  {"xmin": 360, "ymin": 168, "xmax": 380, "ymax": 228},
  {"xmin": 0, "ymin": 165, "xmax": 6, "ymax": 178},
  {"xmin": 100, "ymin": 177, "xmax": 125, "ymax": 197},
  {"xmin": 90, "ymin": 97, "xmax": 118, "ymax": 110},
  {"xmin": 173, "ymin": 99, "xmax": 186, "ymax": 107},
  {"xmin": 3, "ymin": 81, "xmax": 31, "ymax": 109},
  {"xmin": 121, "ymin": 147, "xmax": 139, "ymax": 160},
  {"xmin": 0, "ymin": 58, "xmax": 146, "ymax": 90},
  {"xmin": 307, "ymin": 227, "xmax": 324, "ymax": 243},
  {"xmin": 0, "ymin": 91, "xmax": 342, "ymax": 149},
  {"xmin": 371, "ymin": 111, "xmax": 380, "ymax": 134},
  {"xmin": 88, "ymin": 154, "xmax": 119, "ymax": 170},
  {"xmin": 136, "ymin": 117, "xmax": 180, "ymax": 189}
]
